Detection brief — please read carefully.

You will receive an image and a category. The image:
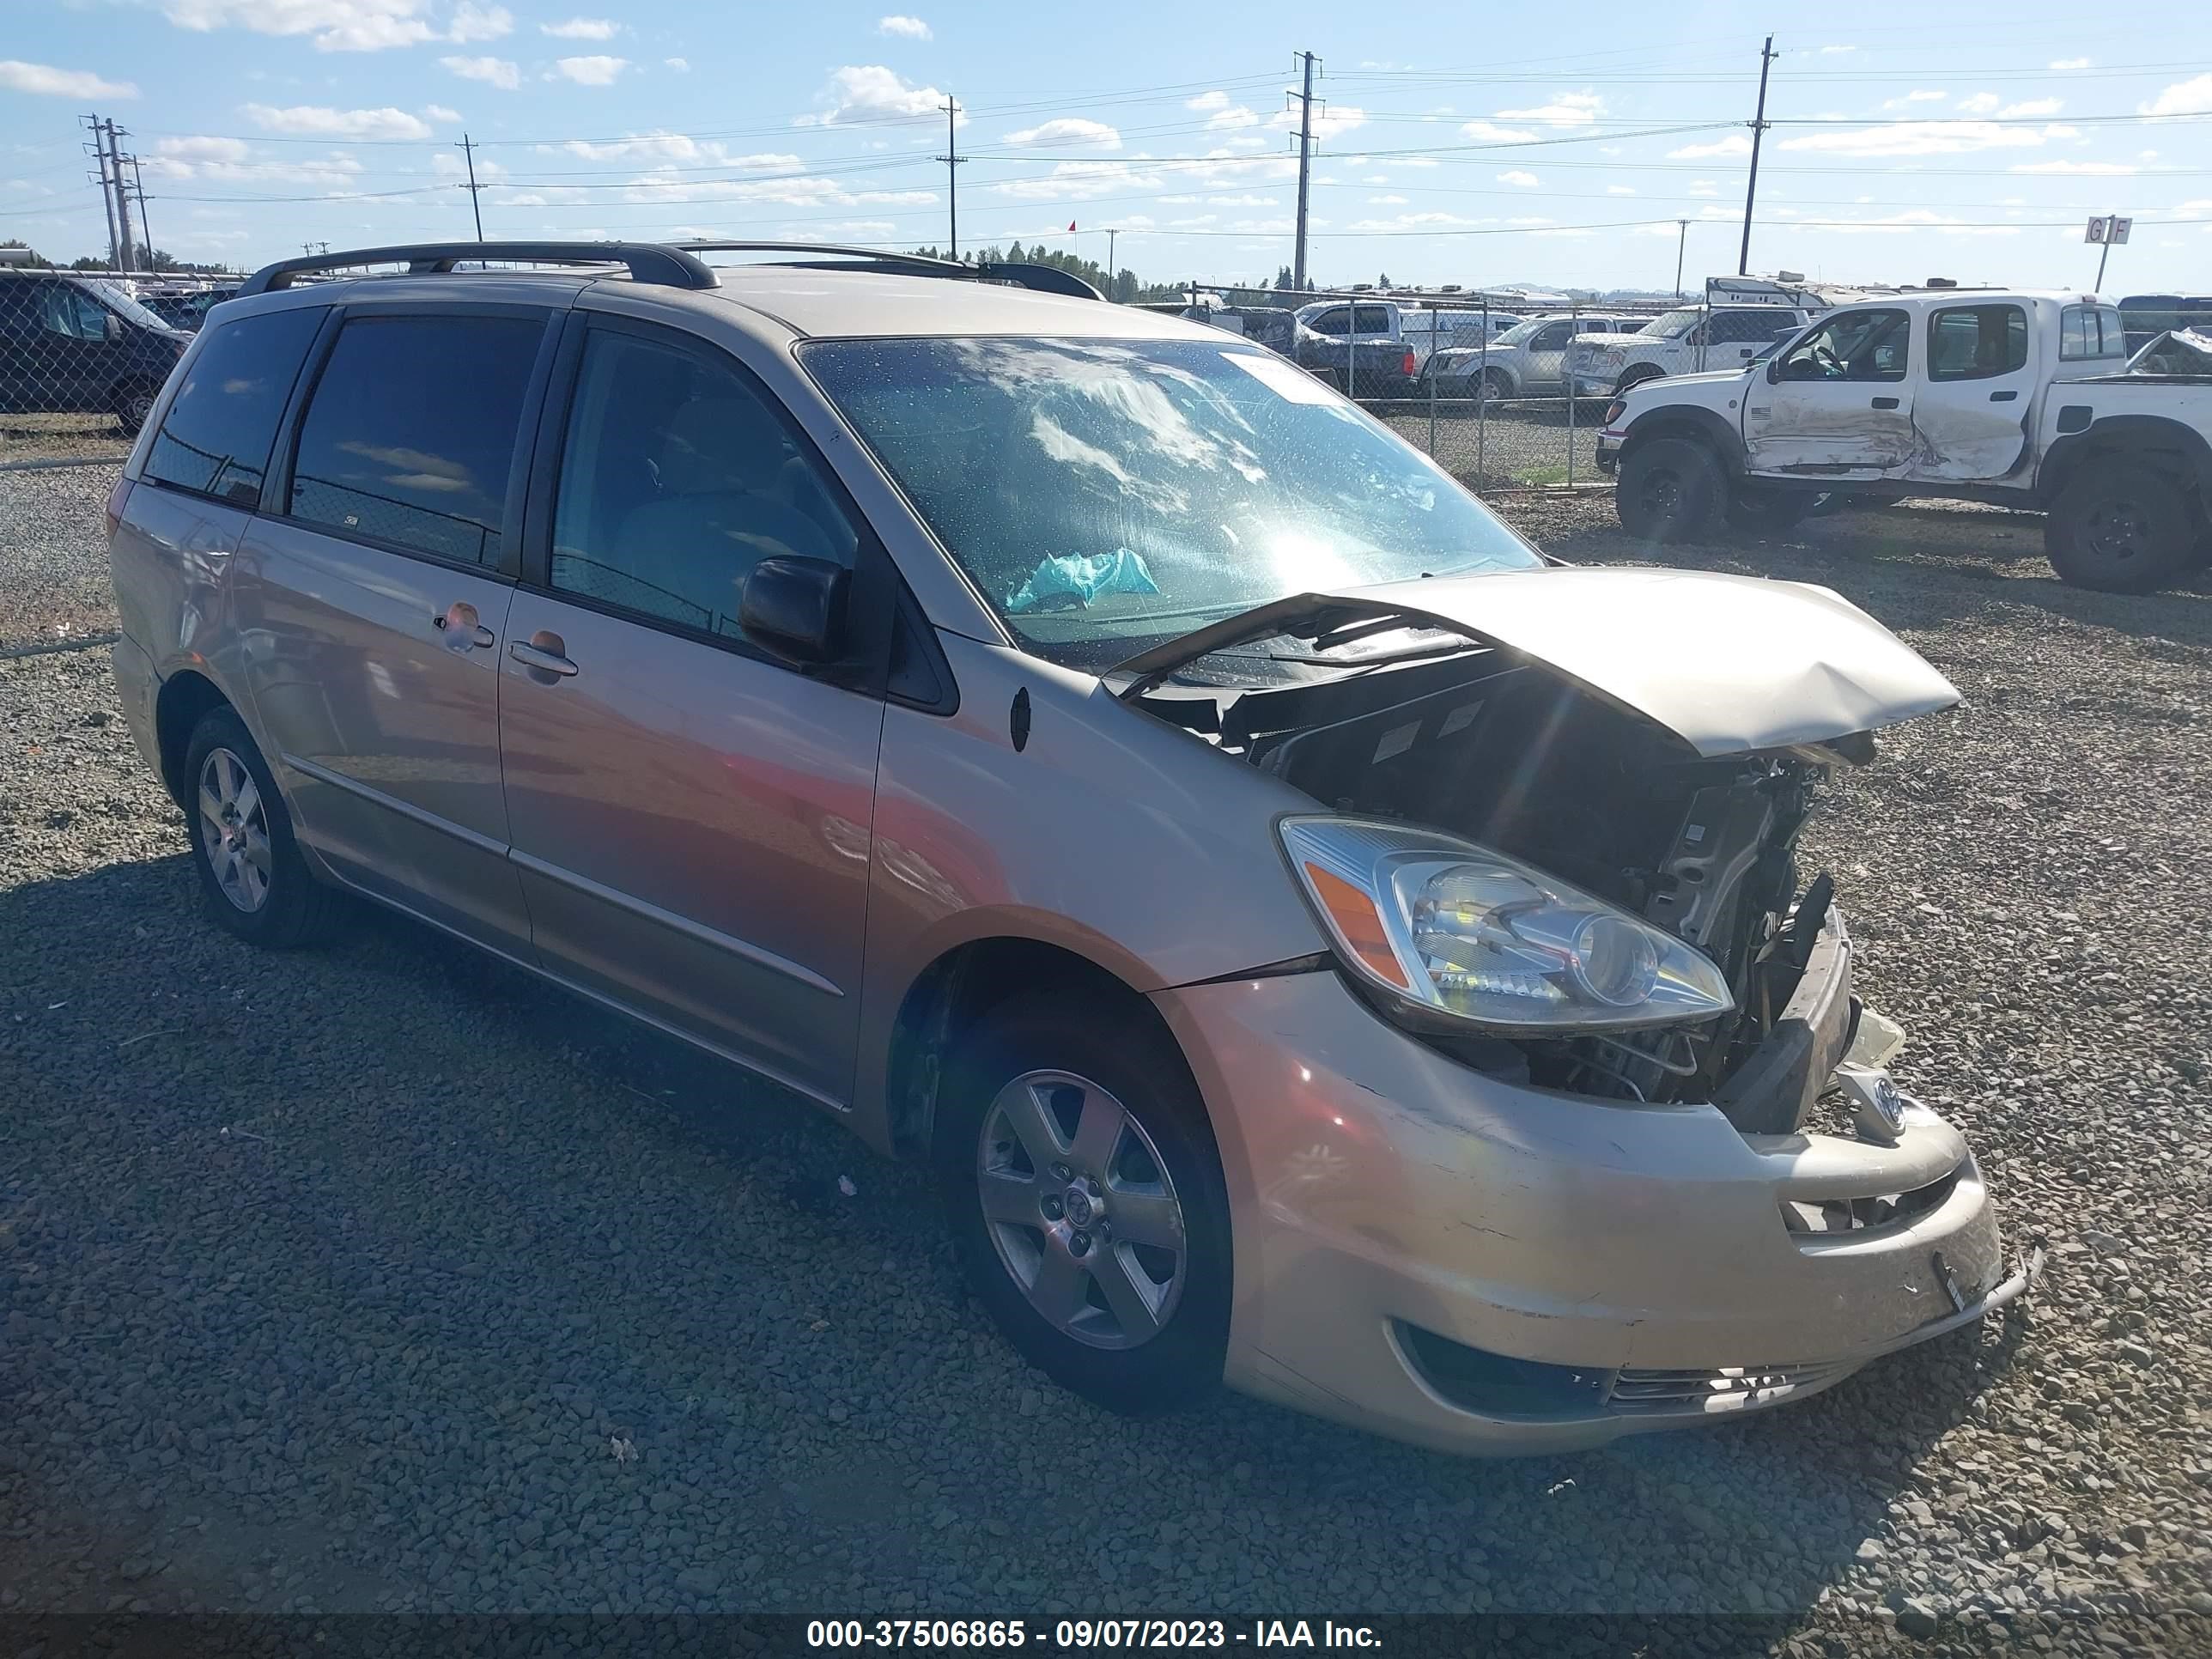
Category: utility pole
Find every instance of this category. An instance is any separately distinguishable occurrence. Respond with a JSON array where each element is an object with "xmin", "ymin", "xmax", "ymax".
[
  {"xmin": 1289, "ymin": 51, "xmax": 1319, "ymax": 293},
  {"xmin": 1106, "ymin": 227, "xmax": 1119, "ymax": 296},
  {"xmin": 301, "ymin": 240, "xmax": 330, "ymax": 257},
  {"xmin": 456, "ymin": 132, "xmax": 487, "ymax": 240},
  {"xmin": 103, "ymin": 120, "xmax": 136, "ymax": 270},
  {"xmin": 1674, "ymin": 219, "xmax": 1689, "ymax": 298},
  {"xmin": 82, "ymin": 114, "xmax": 121, "ymax": 271},
  {"xmin": 936, "ymin": 99, "xmax": 966, "ymax": 258},
  {"xmin": 1737, "ymin": 34, "xmax": 1776, "ymax": 277},
  {"xmin": 129, "ymin": 152, "xmax": 155, "ymax": 272}
]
